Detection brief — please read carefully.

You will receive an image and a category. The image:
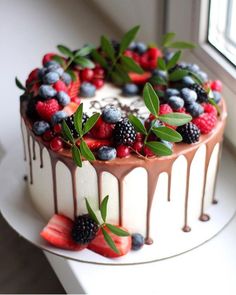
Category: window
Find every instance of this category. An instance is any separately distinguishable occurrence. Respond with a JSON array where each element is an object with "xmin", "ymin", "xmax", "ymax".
[{"xmin": 208, "ymin": 0, "xmax": 236, "ymax": 66}]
